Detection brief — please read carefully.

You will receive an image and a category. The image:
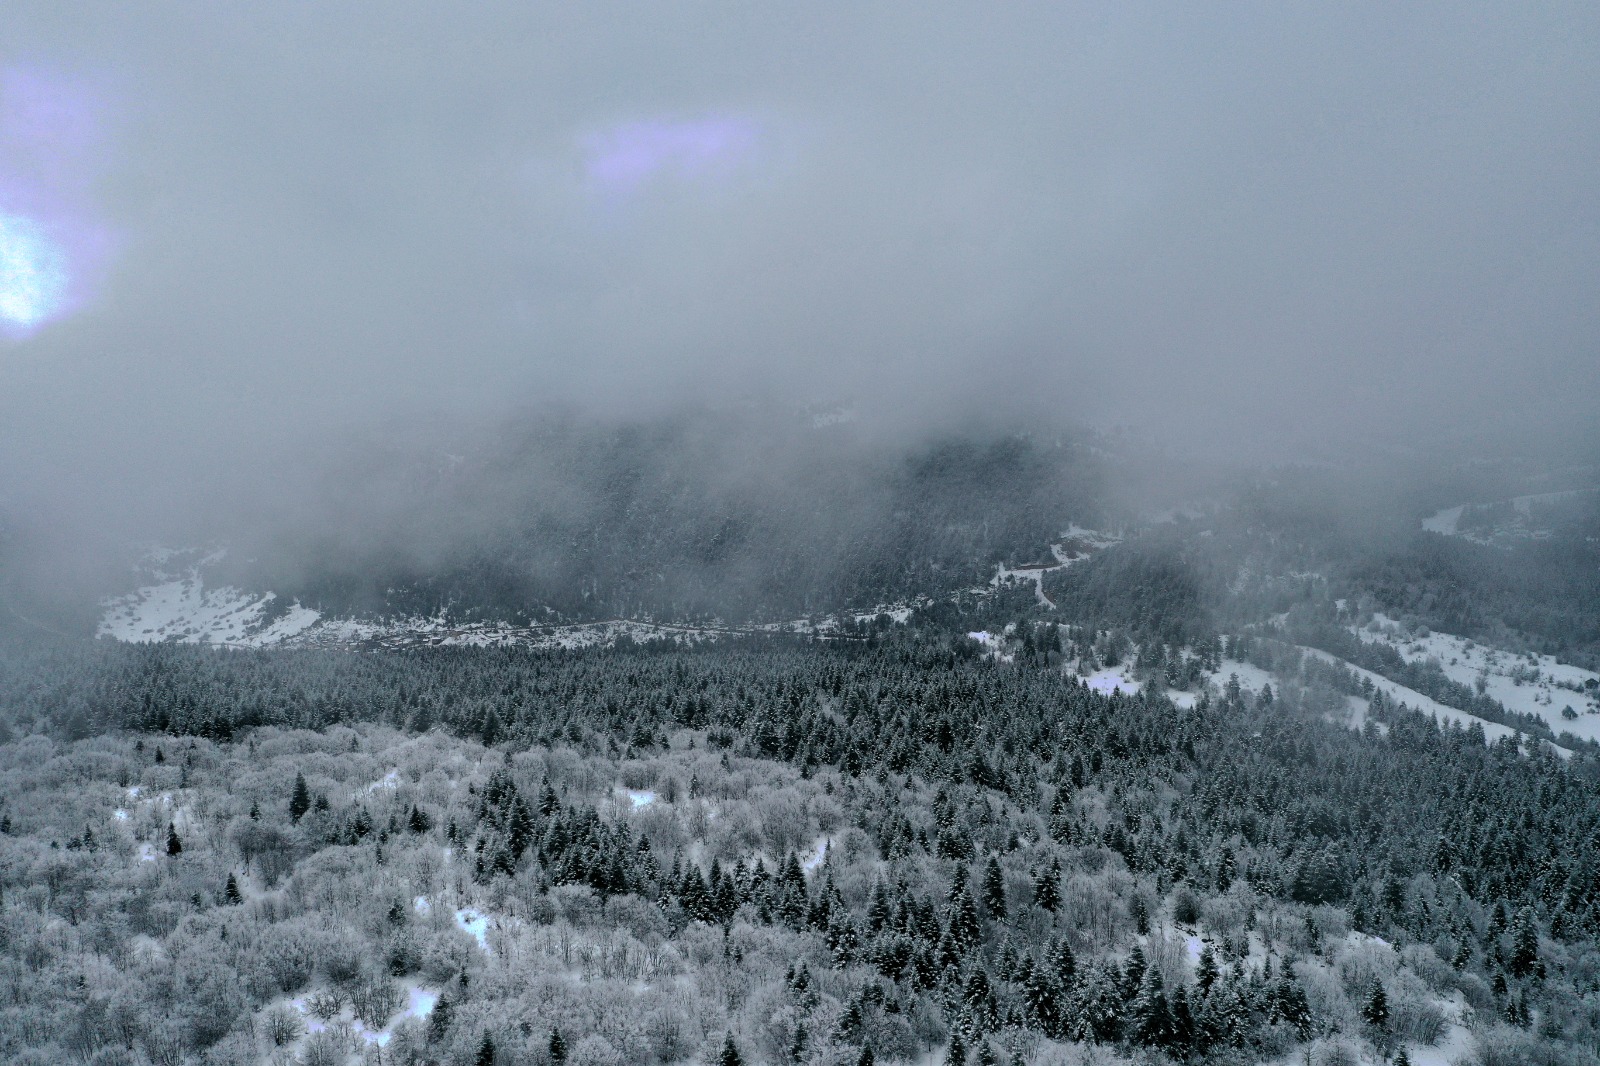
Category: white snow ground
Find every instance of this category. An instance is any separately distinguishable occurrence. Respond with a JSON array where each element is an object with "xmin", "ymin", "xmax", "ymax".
[
  {"xmin": 1084, "ymin": 669, "xmax": 1140, "ymax": 697},
  {"xmin": 455, "ymin": 907, "xmax": 490, "ymax": 953},
  {"xmin": 1354, "ymin": 616, "xmax": 1600, "ymax": 743},
  {"xmin": 801, "ymin": 835, "xmax": 831, "ymax": 873},
  {"xmin": 99, "ymin": 549, "xmax": 928, "ymax": 653},
  {"xmin": 1296, "ymin": 646, "xmax": 1552, "ymax": 754}
]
